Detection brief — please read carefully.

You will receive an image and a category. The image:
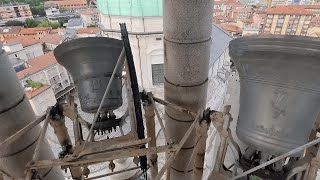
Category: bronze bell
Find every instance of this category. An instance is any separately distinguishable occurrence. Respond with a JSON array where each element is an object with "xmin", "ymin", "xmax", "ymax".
[
  {"xmin": 229, "ymin": 35, "xmax": 320, "ymax": 155},
  {"xmin": 54, "ymin": 37, "xmax": 124, "ymax": 113}
]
